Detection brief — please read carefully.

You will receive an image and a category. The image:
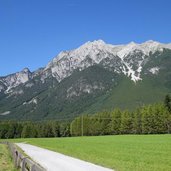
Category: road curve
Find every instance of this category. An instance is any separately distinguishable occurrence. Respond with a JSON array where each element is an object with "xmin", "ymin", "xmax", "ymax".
[{"xmin": 16, "ymin": 143, "xmax": 113, "ymax": 171}]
